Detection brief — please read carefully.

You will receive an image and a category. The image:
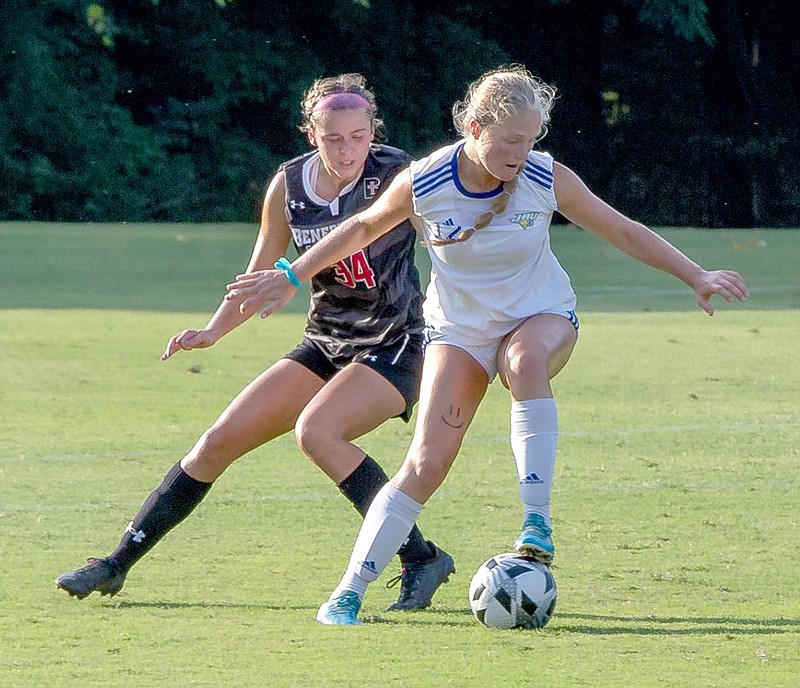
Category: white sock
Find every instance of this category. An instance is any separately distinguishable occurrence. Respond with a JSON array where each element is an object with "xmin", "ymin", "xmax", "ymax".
[
  {"xmin": 510, "ymin": 398, "xmax": 558, "ymax": 526},
  {"xmin": 331, "ymin": 483, "xmax": 424, "ymax": 601}
]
